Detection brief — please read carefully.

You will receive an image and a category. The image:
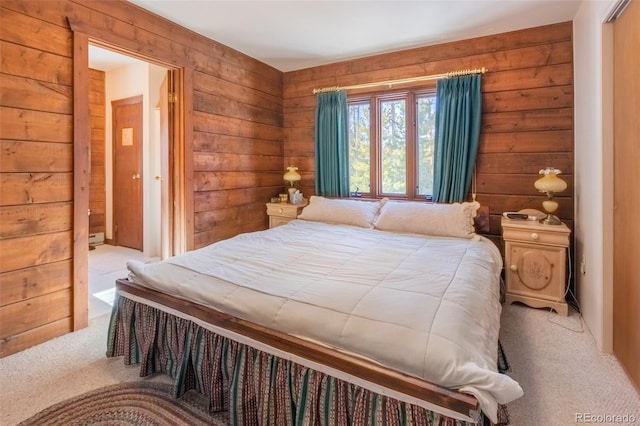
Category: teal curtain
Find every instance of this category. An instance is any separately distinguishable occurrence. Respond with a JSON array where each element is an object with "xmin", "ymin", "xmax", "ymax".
[
  {"xmin": 315, "ymin": 92, "xmax": 350, "ymax": 197},
  {"xmin": 432, "ymin": 75, "xmax": 482, "ymax": 203}
]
